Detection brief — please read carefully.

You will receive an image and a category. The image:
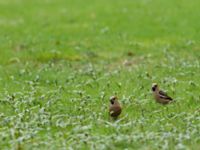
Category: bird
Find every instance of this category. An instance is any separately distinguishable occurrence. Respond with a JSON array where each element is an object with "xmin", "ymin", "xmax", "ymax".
[
  {"xmin": 151, "ymin": 83, "xmax": 173, "ymax": 104},
  {"xmin": 109, "ymin": 96, "xmax": 122, "ymax": 119}
]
